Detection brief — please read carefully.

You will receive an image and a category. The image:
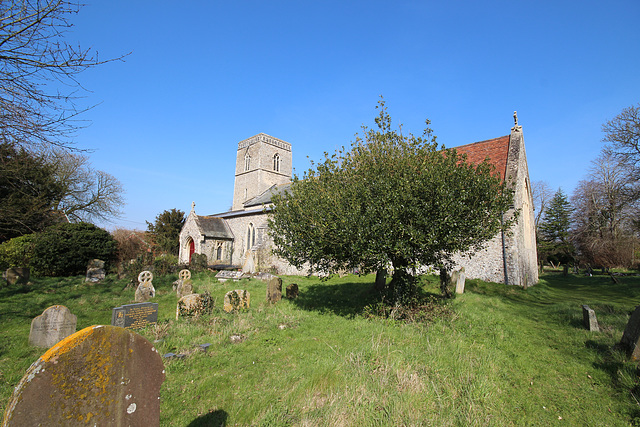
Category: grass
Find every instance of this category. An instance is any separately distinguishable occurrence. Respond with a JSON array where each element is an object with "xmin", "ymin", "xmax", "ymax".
[{"xmin": 1, "ymin": 271, "xmax": 640, "ymax": 425}]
